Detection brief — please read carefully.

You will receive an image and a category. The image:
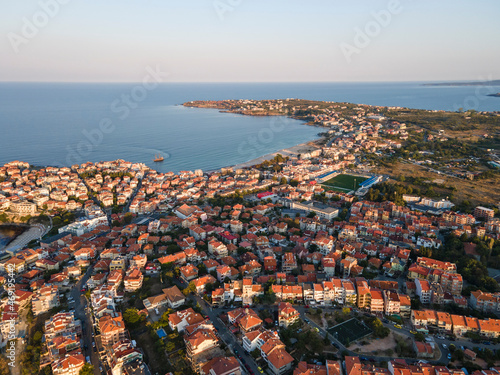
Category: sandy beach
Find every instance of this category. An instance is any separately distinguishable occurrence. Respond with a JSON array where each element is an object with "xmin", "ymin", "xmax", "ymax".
[{"xmin": 227, "ymin": 139, "xmax": 322, "ymax": 170}]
